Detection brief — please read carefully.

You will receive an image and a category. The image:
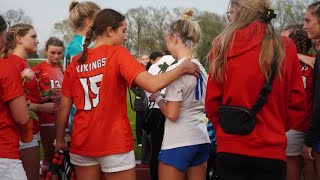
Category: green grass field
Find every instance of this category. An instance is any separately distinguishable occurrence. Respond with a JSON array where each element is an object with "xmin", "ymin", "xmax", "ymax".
[{"xmin": 30, "ymin": 60, "xmax": 141, "ymax": 160}]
